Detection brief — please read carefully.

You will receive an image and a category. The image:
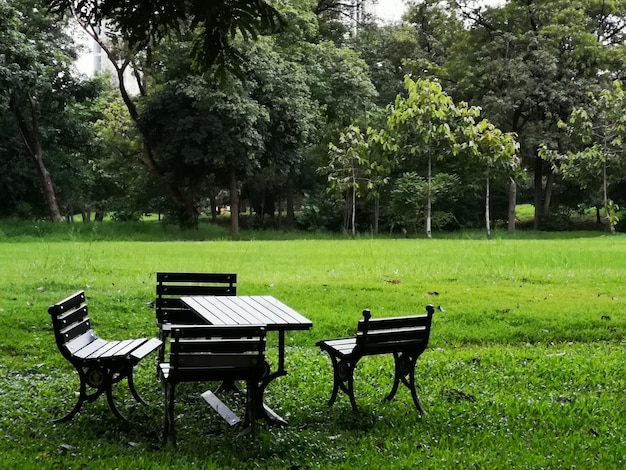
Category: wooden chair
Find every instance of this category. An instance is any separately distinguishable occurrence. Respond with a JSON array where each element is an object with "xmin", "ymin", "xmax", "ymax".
[
  {"xmin": 316, "ymin": 305, "xmax": 438, "ymax": 414},
  {"xmin": 159, "ymin": 324, "xmax": 267, "ymax": 446},
  {"xmin": 155, "ymin": 272, "xmax": 237, "ymax": 365},
  {"xmin": 48, "ymin": 291, "xmax": 161, "ymax": 422}
]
